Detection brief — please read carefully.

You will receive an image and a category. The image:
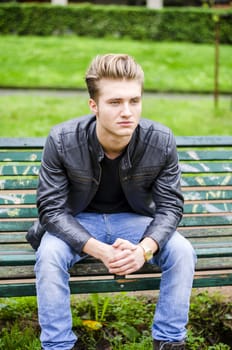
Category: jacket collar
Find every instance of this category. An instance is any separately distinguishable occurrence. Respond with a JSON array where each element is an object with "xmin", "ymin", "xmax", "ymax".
[{"xmin": 88, "ymin": 116, "xmax": 139, "ymax": 170}]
